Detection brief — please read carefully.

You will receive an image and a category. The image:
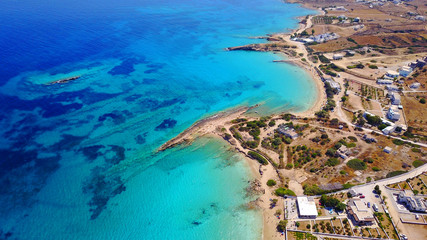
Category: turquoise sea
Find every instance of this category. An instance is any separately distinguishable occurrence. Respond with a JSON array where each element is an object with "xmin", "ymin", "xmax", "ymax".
[{"xmin": 0, "ymin": 0, "xmax": 315, "ymax": 239}]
